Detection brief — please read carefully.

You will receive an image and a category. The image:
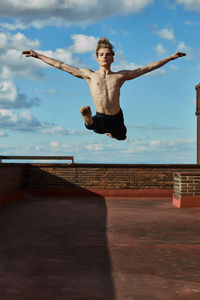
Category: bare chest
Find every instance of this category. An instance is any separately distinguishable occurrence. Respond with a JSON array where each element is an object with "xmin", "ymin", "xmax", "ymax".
[{"xmin": 88, "ymin": 73, "xmax": 122, "ymax": 96}]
